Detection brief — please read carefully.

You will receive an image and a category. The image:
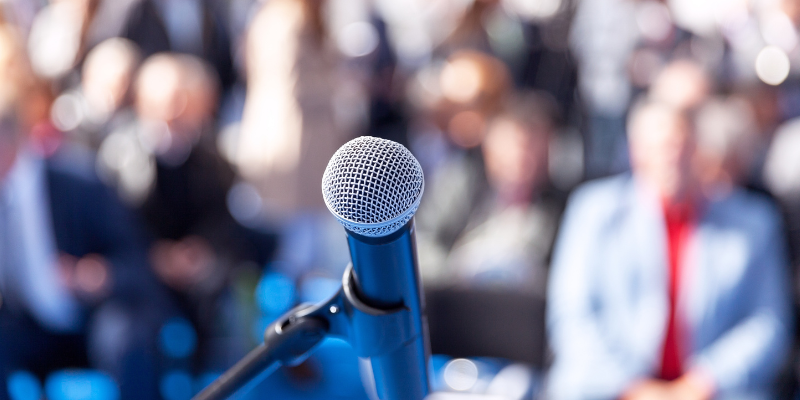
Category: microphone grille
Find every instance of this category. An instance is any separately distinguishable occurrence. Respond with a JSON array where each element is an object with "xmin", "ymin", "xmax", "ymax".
[{"xmin": 322, "ymin": 136, "xmax": 424, "ymax": 237}]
